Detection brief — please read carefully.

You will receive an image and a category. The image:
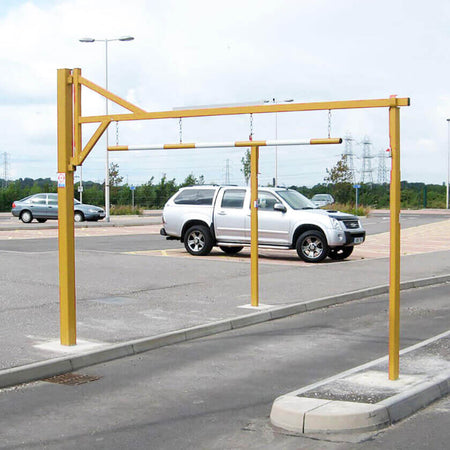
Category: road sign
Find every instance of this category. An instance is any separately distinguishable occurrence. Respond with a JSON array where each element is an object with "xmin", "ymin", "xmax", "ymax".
[
  {"xmin": 57, "ymin": 172, "xmax": 66, "ymax": 188},
  {"xmin": 354, "ymin": 184, "xmax": 361, "ymax": 189}
]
